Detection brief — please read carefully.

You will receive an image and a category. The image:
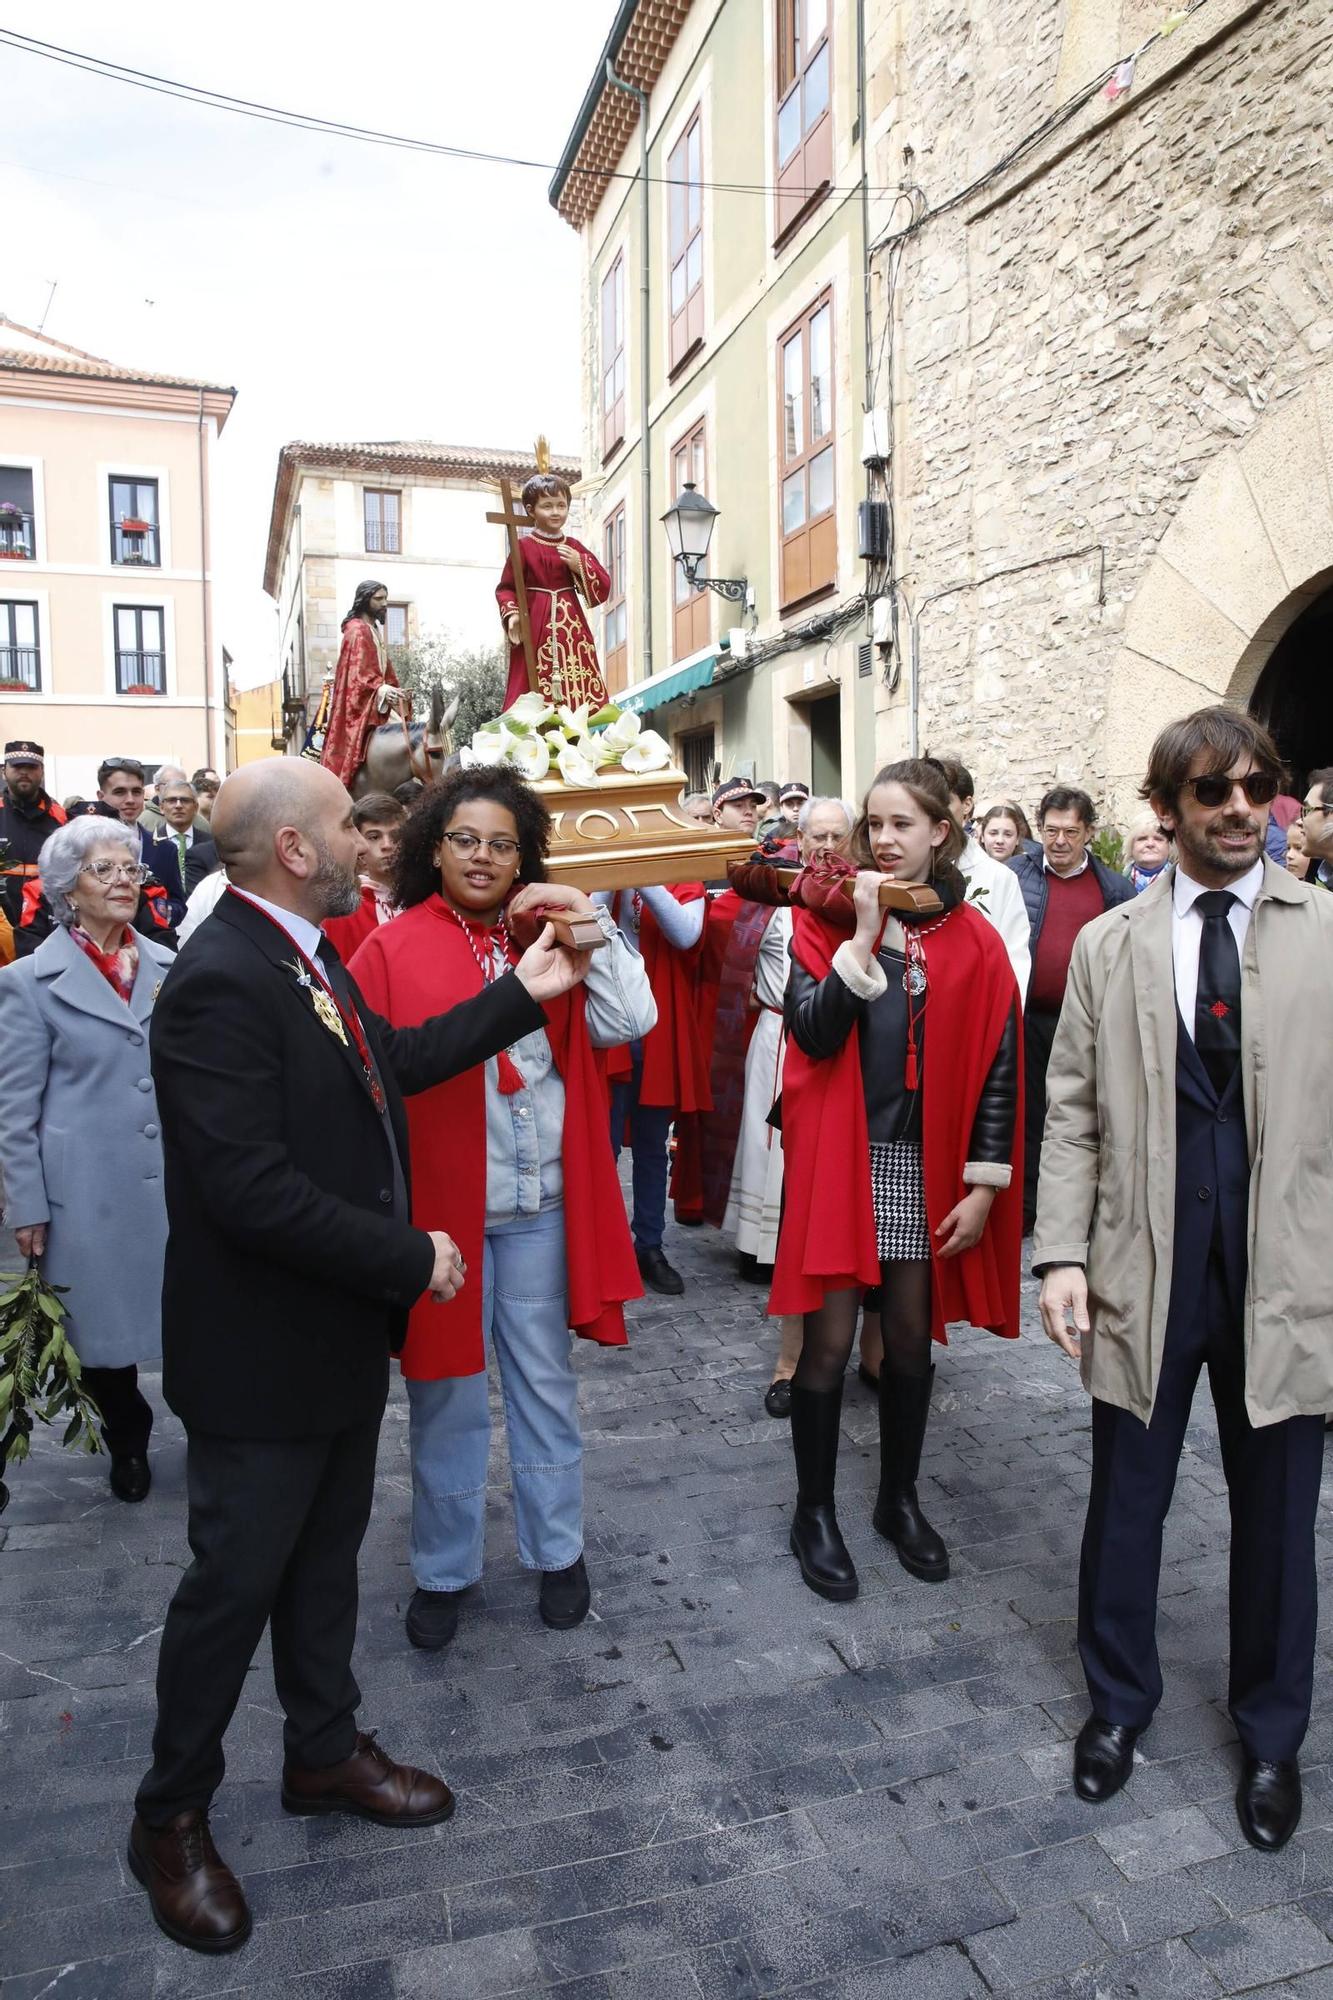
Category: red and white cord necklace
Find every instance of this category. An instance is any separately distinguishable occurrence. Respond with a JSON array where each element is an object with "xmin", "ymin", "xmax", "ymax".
[{"xmin": 438, "ymin": 902, "xmax": 527, "ymax": 1095}]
